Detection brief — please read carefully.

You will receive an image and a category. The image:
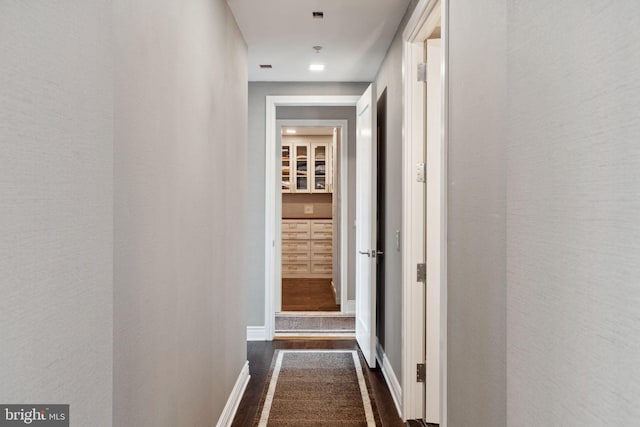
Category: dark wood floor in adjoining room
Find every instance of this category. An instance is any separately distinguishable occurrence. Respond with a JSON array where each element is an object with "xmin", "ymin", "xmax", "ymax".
[
  {"xmin": 282, "ymin": 278, "xmax": 340, "ymax": 311},
  {"xmin": 232, "ymin": 340, "xmax": 404, "ymax": 427}
]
